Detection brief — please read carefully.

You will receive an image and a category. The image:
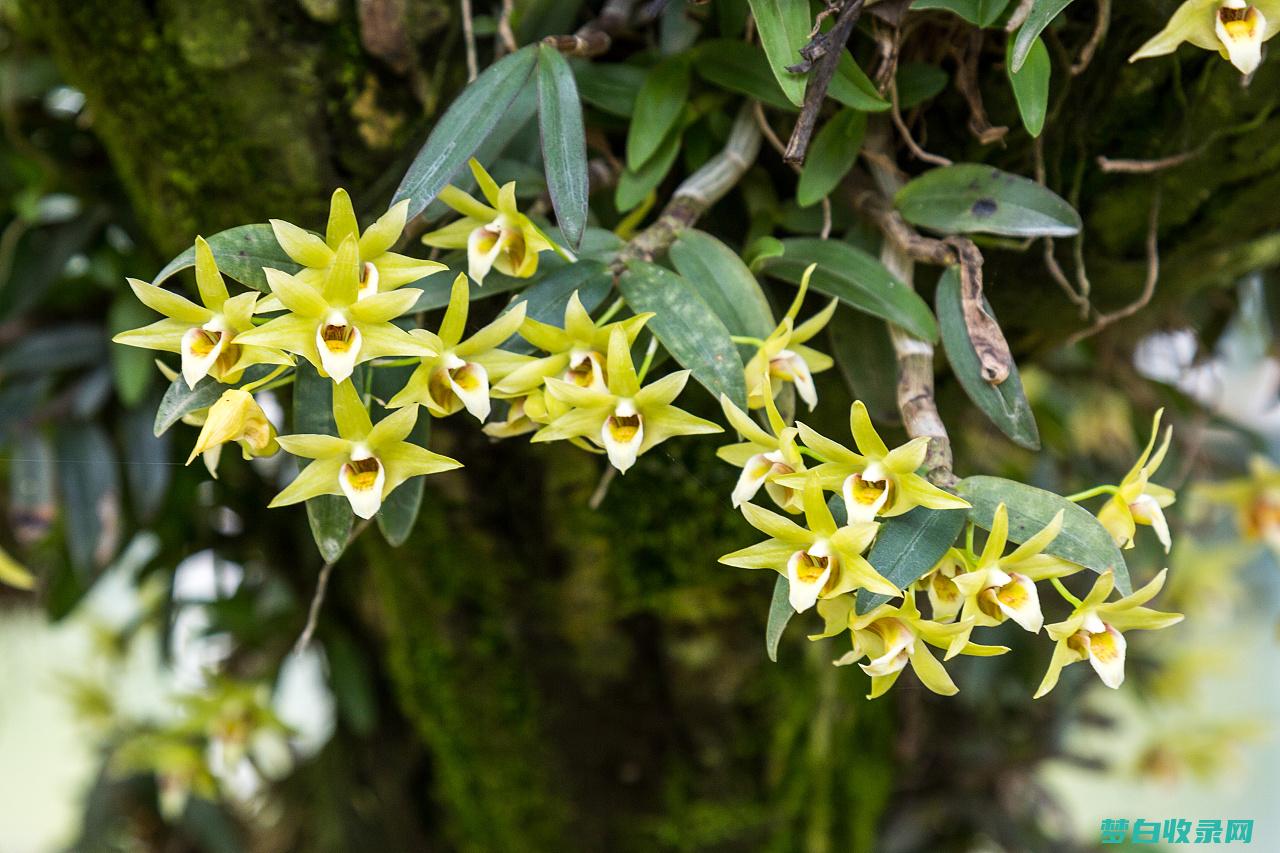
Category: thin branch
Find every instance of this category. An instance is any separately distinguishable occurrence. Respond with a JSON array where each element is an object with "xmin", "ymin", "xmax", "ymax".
[
  {"xmin": 460, "ymin": 0, "xmax": 478, "ymax": 82},
  {"xmin": 1034, "ymin": 137, "xmax": 1091, "ymax": 316},
  {"xmin": 1070, "ymin": 0, "xmax": 1111, "ymax": 76},
  {"xmin": 783, "ymin": 0, "xmax": 866, "ymax": 165},
  {"xmin": 890, "ymin": 79, "xmax": 952, "ymax": 166},
  {"xmin": 497, "ymin": 0, "xmax": 518, "ymax": 55},
  {"xmin": 1064, "ymin": 189, "xmax": 1162, "ymax": 347},
  {"xmin": 1005, "ymin": 0, "xmax": 1035, "ymax": 32},
  {"xmin": 292, "ymin": 519, "xmax": 372, "ymax": 656},
  {"xmin": 951, "ymin": 31, "xmax": 1008, "ymax": 146},
  {"xmin": 1096, "ymin": 148, "xmax": 1204, "ymax": 174}
]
